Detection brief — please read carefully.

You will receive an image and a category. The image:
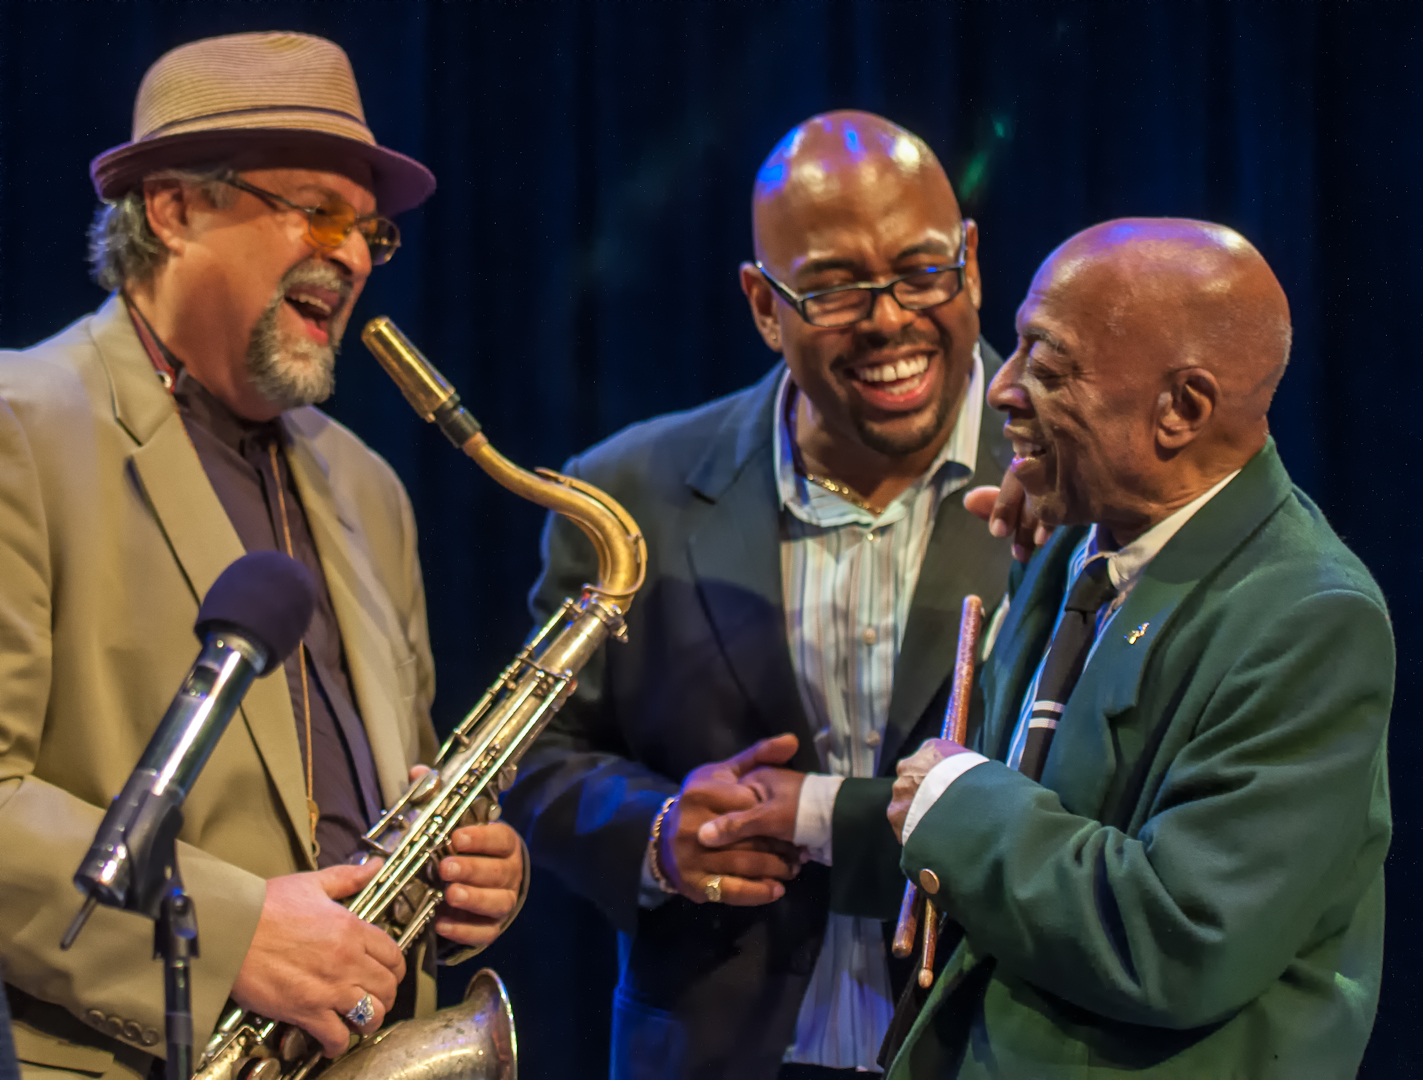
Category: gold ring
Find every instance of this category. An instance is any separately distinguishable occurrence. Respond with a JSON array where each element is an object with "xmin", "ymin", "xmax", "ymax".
[{"xmin": 703, "ymin": 875, "xmax": 723, "ymax": 903}]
